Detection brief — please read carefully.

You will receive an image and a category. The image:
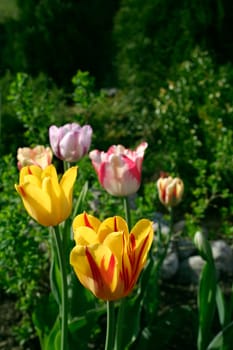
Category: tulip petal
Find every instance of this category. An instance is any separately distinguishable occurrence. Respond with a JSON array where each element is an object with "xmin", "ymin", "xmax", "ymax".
[
  {"xmin": 72, "ymin": 212, "xmax": 101, "ymax": 232},
  {"xmin": 128, "ymin": 219, "xmax": 154, "ymax": 287},
  {"xmin": 73, "ymin": 226, "xmax": 99, "ymax": 245},
  {"xmin": 15, "ymin": 182, "xmax": 52, "ymax": 226},
  {"xmin": 19, "ymin": 165, "xmax": 42, "ymax": 184},
  {"xmin": 70, "ymin": 244, "xmax": 118, "ymax": 300},
  {"xmin": 60, "ymin": 166, "xmax": 78, "ymax": 199},
  {"xmin": 97, "ymin": 216, "xmax": 129, "ymax": 243}
]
